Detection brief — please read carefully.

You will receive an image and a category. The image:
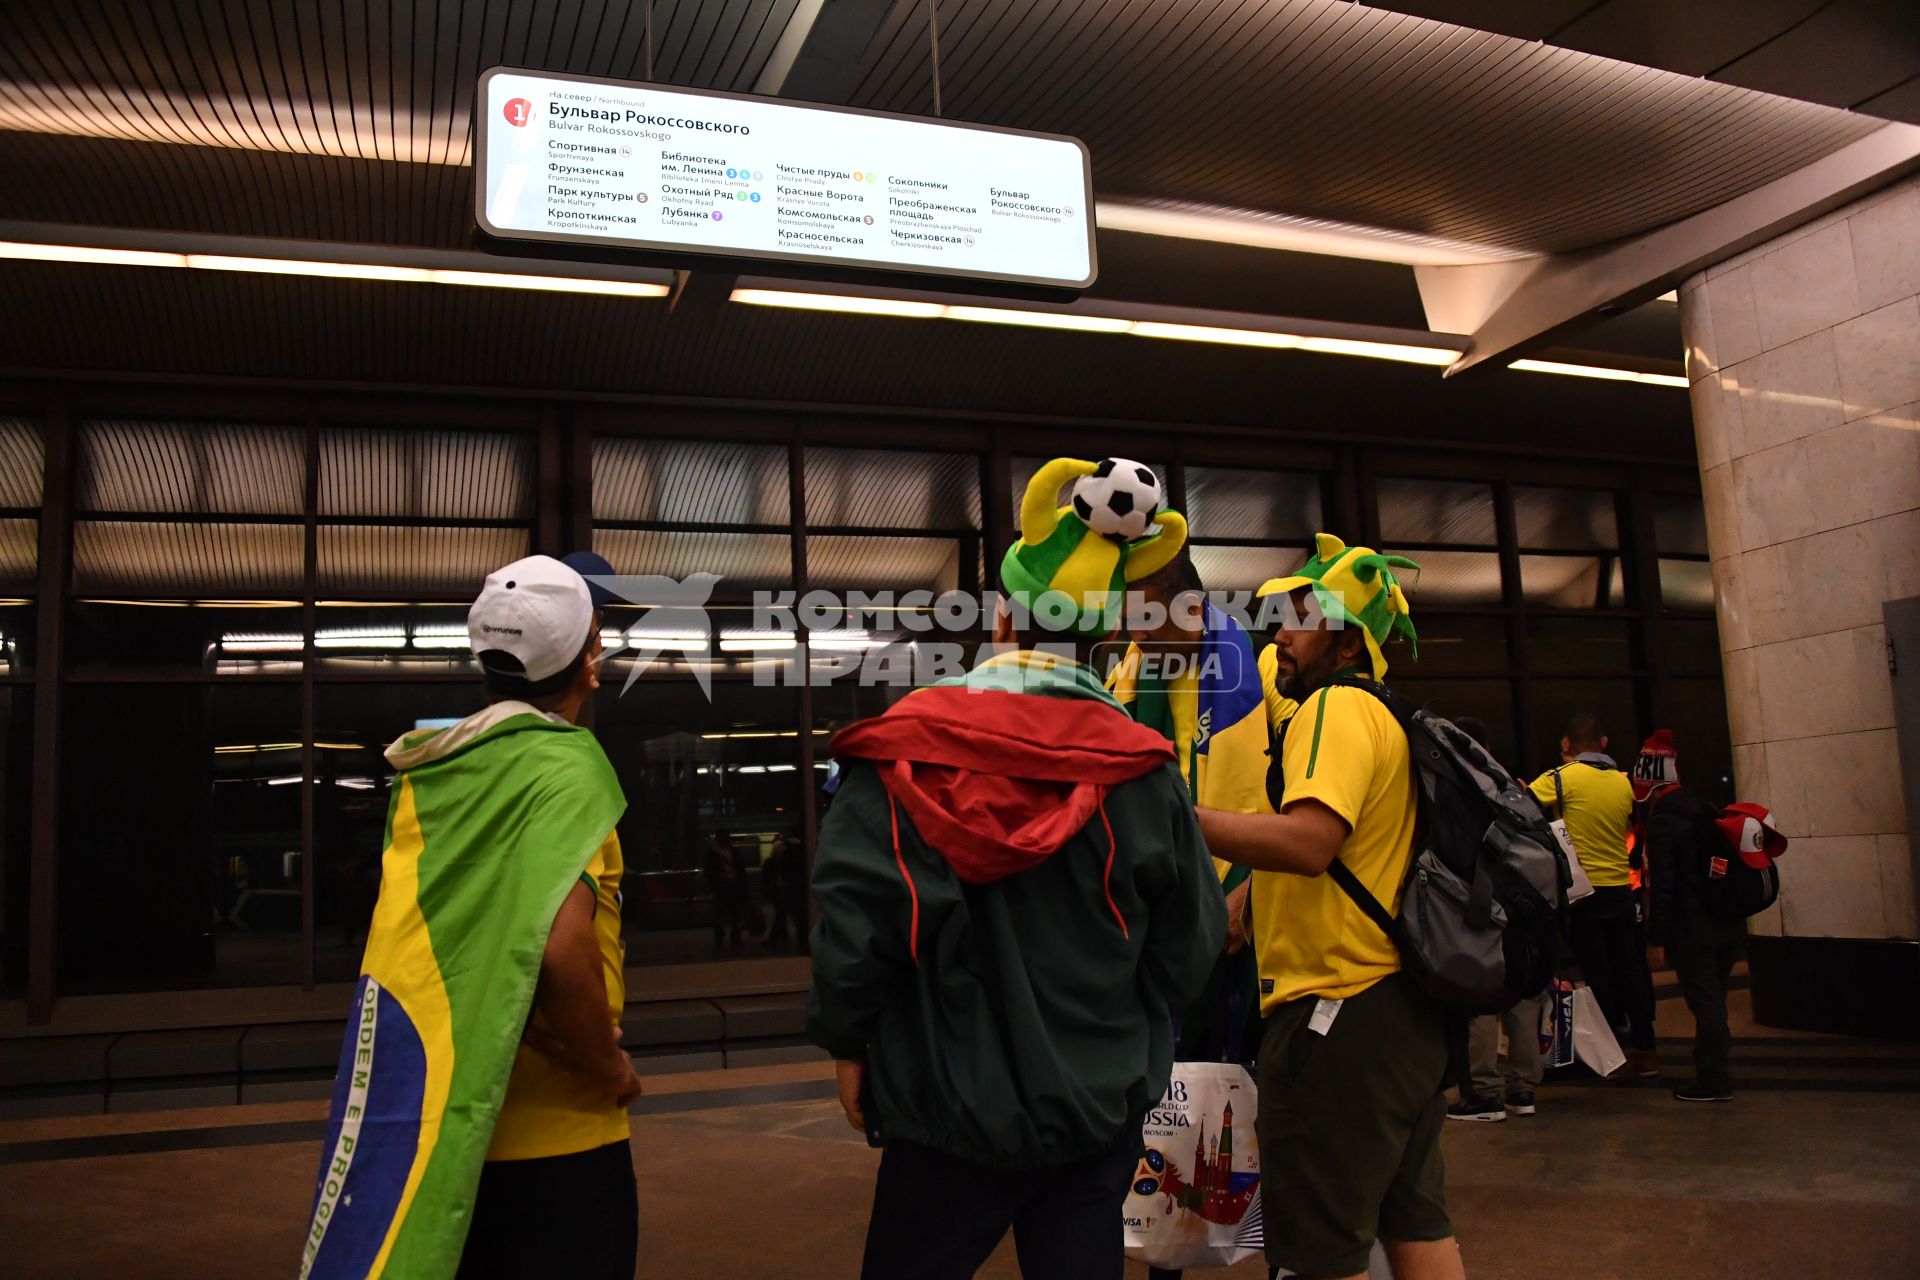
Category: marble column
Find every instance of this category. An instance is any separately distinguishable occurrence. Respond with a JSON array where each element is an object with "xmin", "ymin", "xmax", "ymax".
[{"xmin": 1678, "ymin": 173, "xmax": 1920, "ymax": 1030}]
